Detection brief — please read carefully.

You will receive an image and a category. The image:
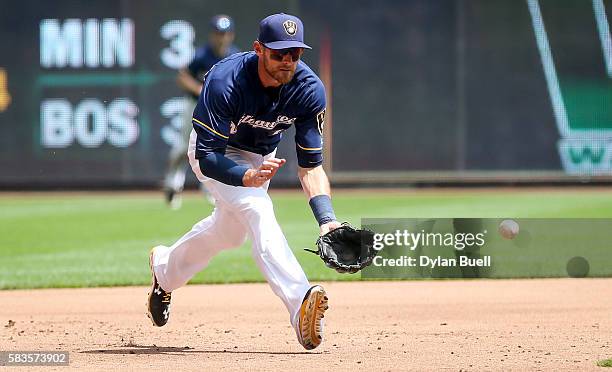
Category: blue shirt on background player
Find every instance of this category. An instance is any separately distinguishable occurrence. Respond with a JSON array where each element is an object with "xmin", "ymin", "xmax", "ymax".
[
  {"xmin": 164, "ymin": 14, "xmax": 240, "ymax": 209},
  {"xmin": 187, "ymin": 44, "xmax": 241, "ymax": 88},
  {"xmin": 177, "ymin": 15, "xmax": 240, "ymax": 99}
]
